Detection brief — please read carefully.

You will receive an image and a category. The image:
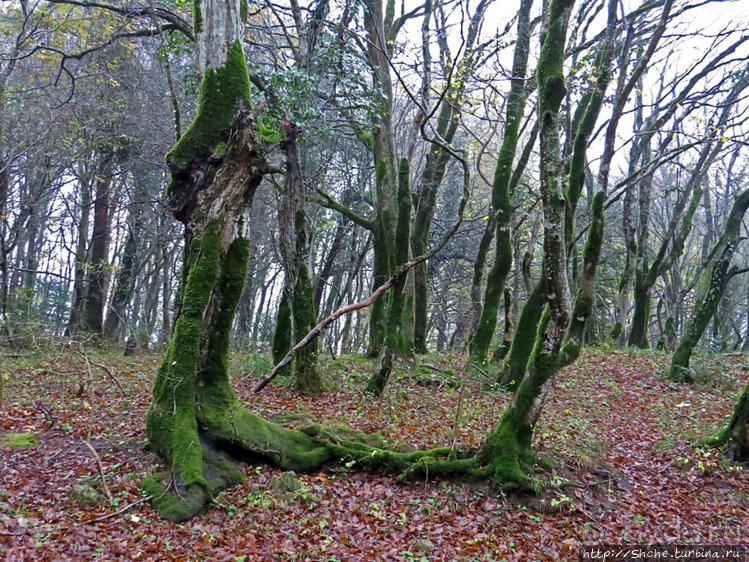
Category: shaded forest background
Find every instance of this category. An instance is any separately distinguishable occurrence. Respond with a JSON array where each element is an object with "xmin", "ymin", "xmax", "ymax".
[{"xmin": 1, "ymin": 0, "xmax": 747, "ymax": 361}]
